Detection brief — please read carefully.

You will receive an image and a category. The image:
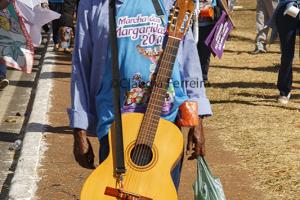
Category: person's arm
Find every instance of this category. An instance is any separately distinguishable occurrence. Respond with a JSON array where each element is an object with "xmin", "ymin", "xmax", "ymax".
[
  {"xmin": 69, "ymin": 0, "xmax": 93, "ymax": 131},
  {"xmin": 177, "ymin": 30, "xmax": 213, "ymax": 159},
  {"xmin": 178, "ymin": 30, "xmax": 213, "ymax": 117},
  {"xmin": 69, "ymin": 0, "xmax": 95, "ymax": 168}
]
